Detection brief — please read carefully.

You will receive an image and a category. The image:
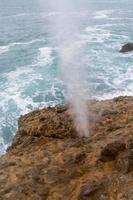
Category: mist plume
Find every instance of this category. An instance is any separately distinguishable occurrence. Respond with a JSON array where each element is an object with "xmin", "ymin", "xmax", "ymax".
[{"xmin": 48, "ymin": 0, "xmax": 89, "ymax": 137}]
